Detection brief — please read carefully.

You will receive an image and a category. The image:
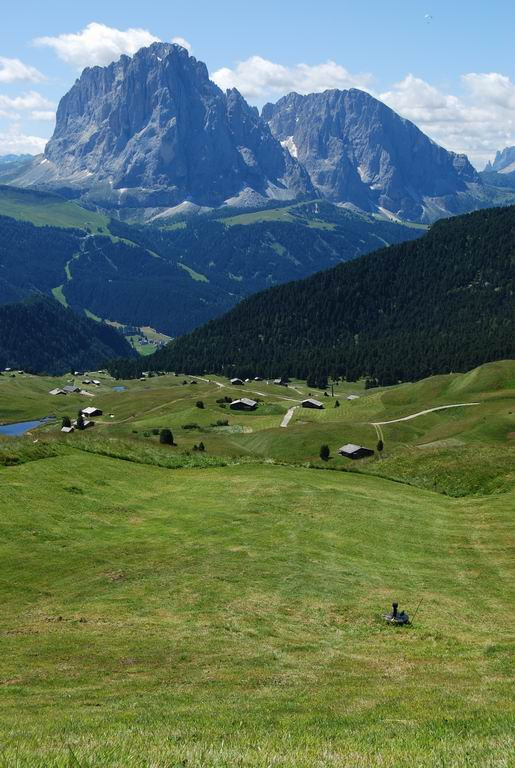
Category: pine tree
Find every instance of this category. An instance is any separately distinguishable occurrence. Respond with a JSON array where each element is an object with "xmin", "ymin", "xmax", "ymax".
[{"xmin": 320, "ymin": 444, "xmax": 330, "ymax": 461}]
